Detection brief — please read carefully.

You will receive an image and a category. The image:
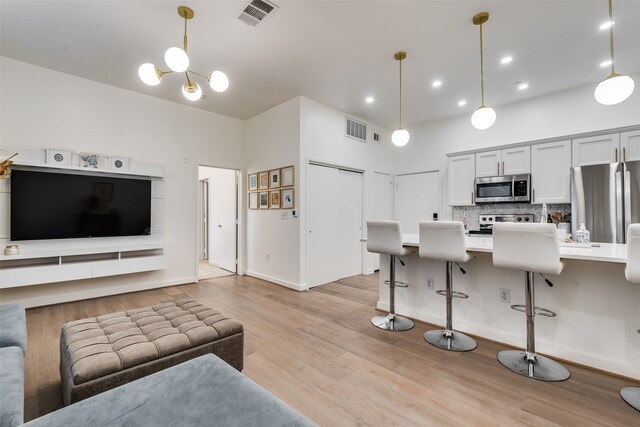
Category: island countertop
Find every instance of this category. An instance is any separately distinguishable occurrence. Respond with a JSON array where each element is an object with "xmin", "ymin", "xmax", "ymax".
[{"xmin": 390, "ymin": 234, "xmax": 627, "ymax": 263}]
